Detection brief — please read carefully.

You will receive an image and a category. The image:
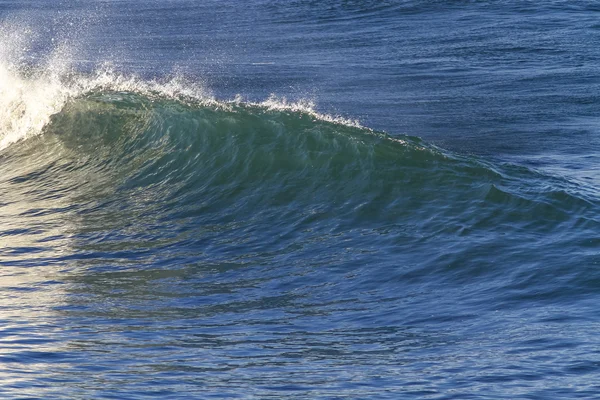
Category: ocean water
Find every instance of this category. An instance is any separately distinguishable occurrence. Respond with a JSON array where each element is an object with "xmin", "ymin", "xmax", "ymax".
[{"xmin": 1, "ymin": 1, "xmax": 599, "ymax": 398}]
